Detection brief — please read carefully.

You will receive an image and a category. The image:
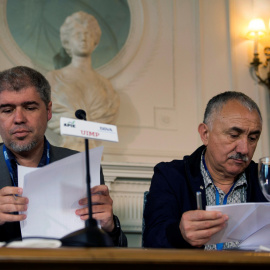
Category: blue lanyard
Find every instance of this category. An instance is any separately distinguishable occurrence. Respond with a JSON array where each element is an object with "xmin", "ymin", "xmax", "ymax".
[
  {"xmin": 202, "ymin": 154, "xmax": 235, "ymax": 250},
  {"xmin": 45, "ymin": 140, "xmax": 50, "ymax": 165},
  {"xmin": 3, "ymin": 145, "xmax": 16, "ymax": 187},
  {"xmin": 3, "ymin": 139, "xmax": 50, "ymax": 187}
]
